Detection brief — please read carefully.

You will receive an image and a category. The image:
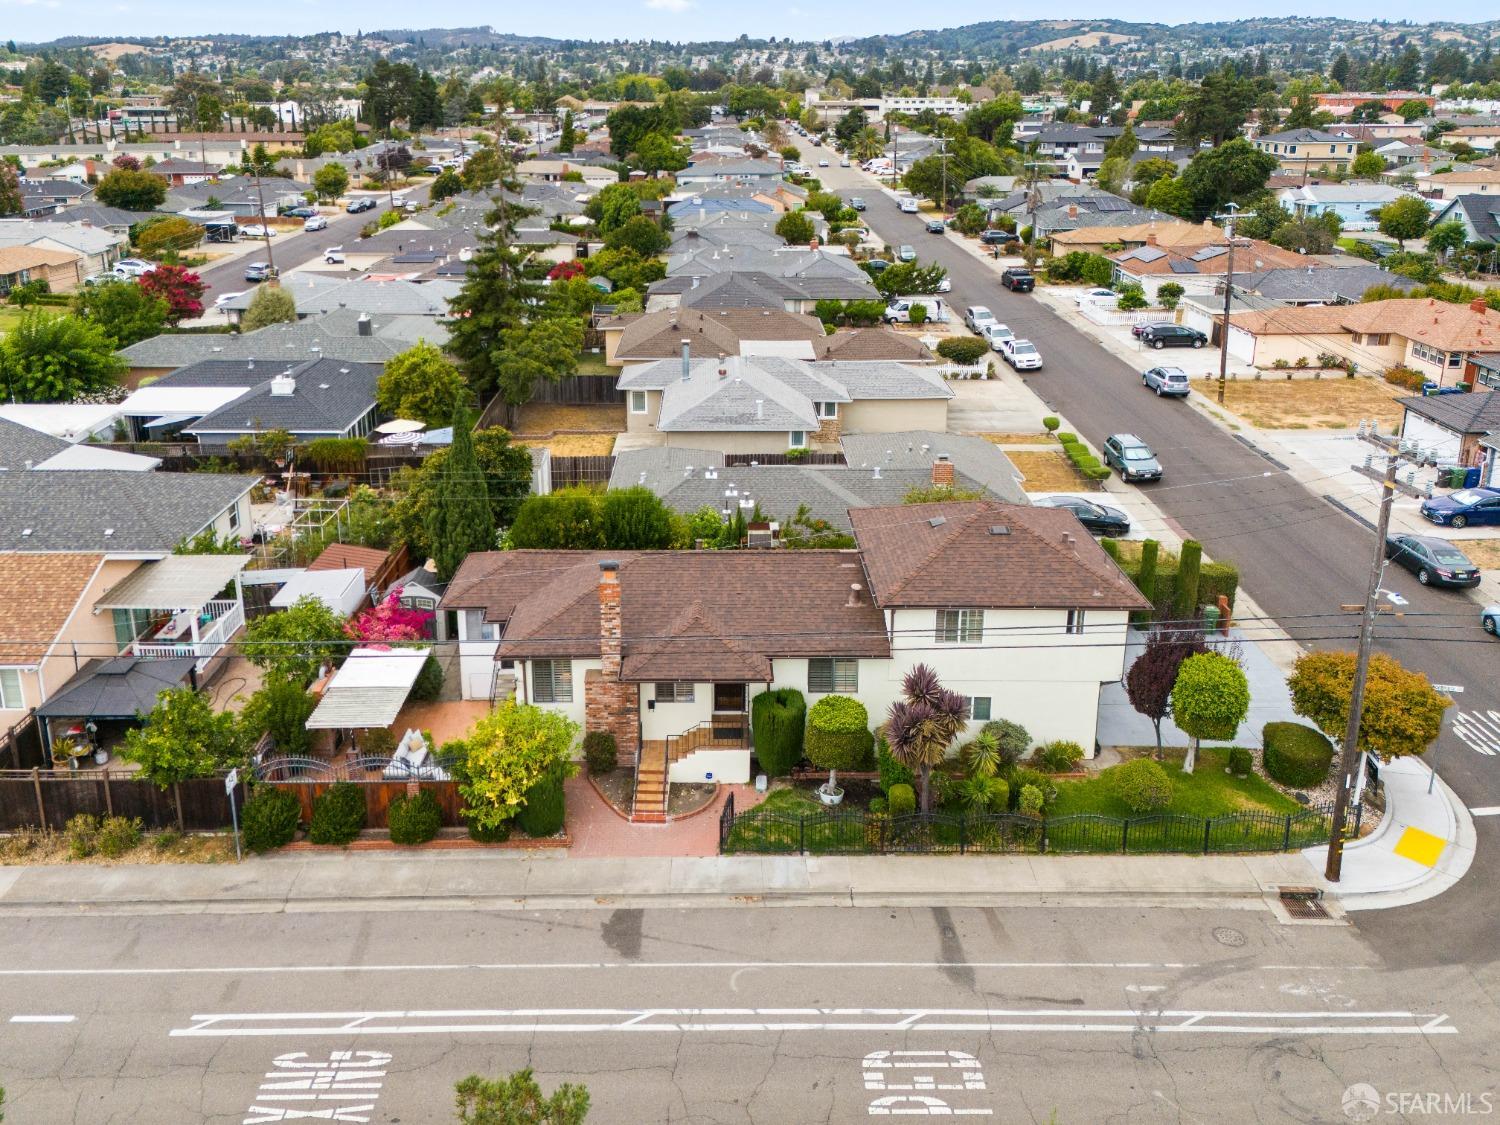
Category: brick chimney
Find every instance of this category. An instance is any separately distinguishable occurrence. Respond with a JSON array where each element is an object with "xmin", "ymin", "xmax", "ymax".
[
  {"xmin": 809, "ymin": 237, "xmax": 819, "ymax": 250},
  {"xmin": 584, "ymin": 560, "xmax": 640, "ymax": 754},
  {"xmin": 1067, "ymin": 204, "xmax": 1078, "ymax": 220},
  {"xmin": 597, "ymin": 561, "xmax": 622, "ymax": 678},
  {"xmin": 932, "ymin": 454, "xmax": 954, "ymax": 487},
  {"xmin": 1470, "ymin": 298, "xmax": 1488, "ymax": 314},
  {"xmin": 1145, "ymin": 232, "xmax": 1158, "ymax": 247}
]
